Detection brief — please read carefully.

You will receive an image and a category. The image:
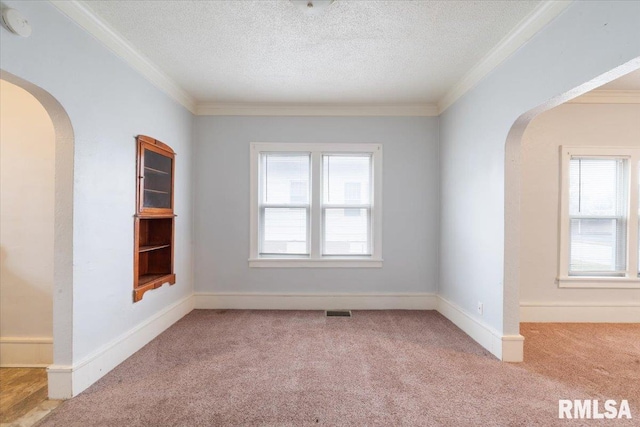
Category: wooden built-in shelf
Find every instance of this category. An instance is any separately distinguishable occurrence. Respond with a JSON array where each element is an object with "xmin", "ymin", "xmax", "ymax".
[
  {"xmin": 134, "ymin": 135, "xmax": 176, "ymax": 302},
  {"xmin": 139, "ymin": 273, "xmax": 173, "ymax": 286},
  {"xmin": 139, "ymin": 244, "xmax": 171, "ymax": 253},
  {"xmin": 134, "ymin": 273, "xmax": 176, "ymax": 302},
  {"xmin": 144, "ymin": 166, "xmax": 169, "ymax": 175}
]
